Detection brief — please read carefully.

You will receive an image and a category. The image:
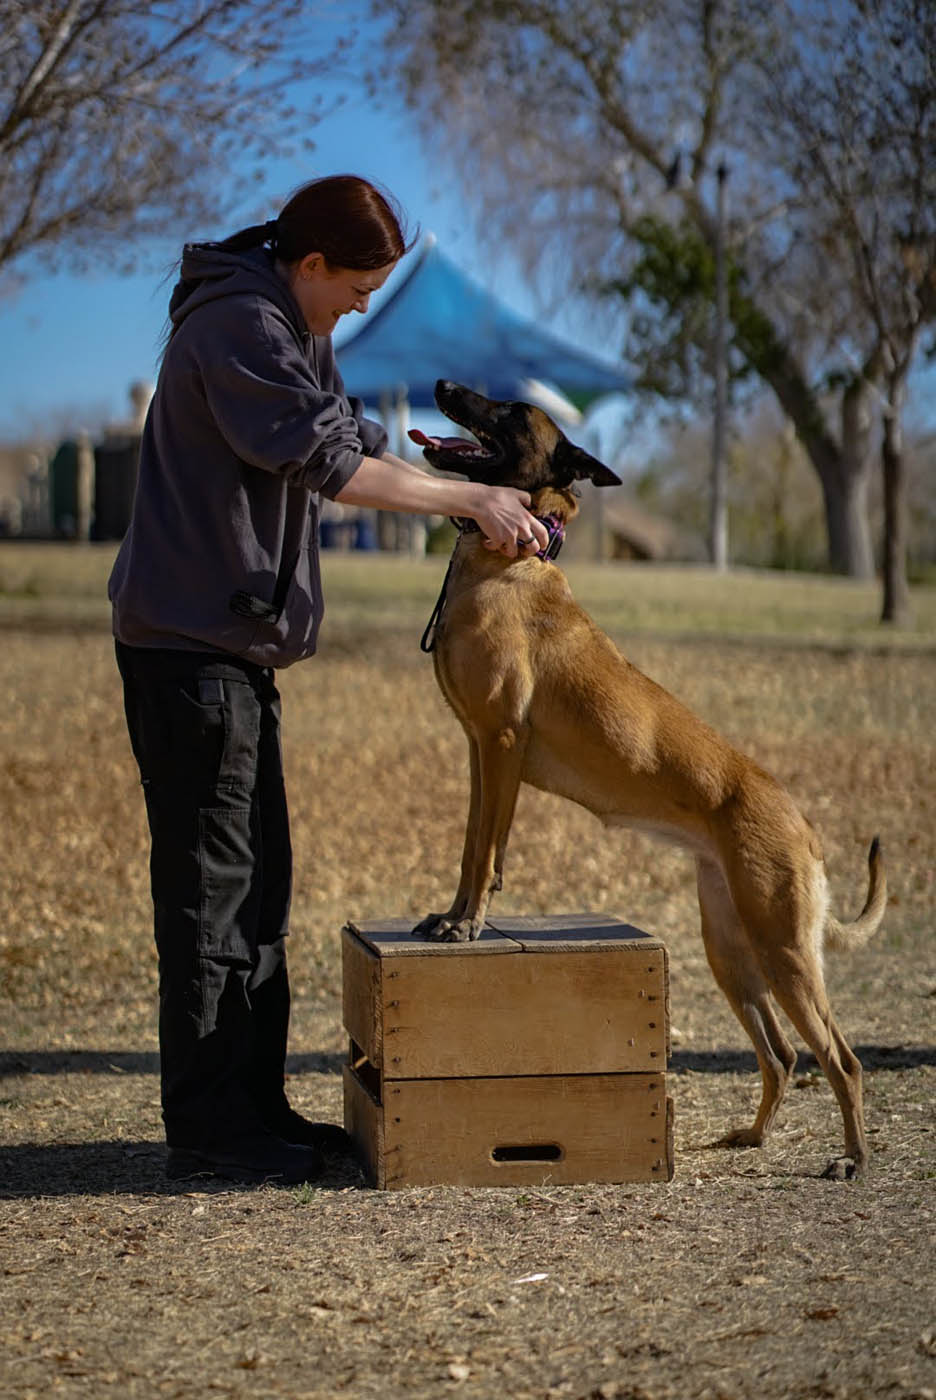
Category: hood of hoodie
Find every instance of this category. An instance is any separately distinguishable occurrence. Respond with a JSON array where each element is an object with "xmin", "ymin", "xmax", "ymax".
[{"xmin": 168, "ymin": 243, "xmax": 307, "ymax": 342}]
